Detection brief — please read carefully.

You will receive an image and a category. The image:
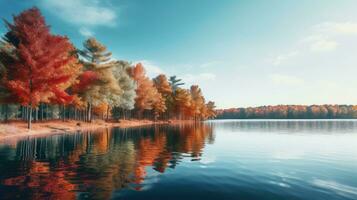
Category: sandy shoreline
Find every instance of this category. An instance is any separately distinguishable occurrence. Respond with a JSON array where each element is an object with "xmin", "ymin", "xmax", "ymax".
[{"xmin": 0, "ymin": 119, "xmax": 193, "ymax": 142}]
